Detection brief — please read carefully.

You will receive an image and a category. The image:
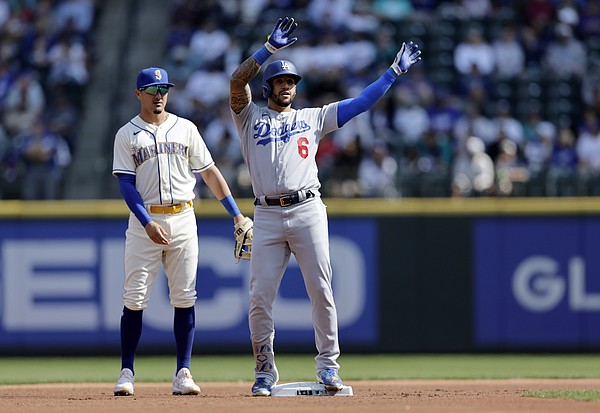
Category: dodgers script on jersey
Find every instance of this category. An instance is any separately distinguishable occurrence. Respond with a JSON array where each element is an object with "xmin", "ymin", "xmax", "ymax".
[
  {"xmin": 231, "ymin": 102, "xmax": 339, "ymax": 197},
  {"xmin": 112, "ymin": 114, "xmax": 214, "ymax": 205}
]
